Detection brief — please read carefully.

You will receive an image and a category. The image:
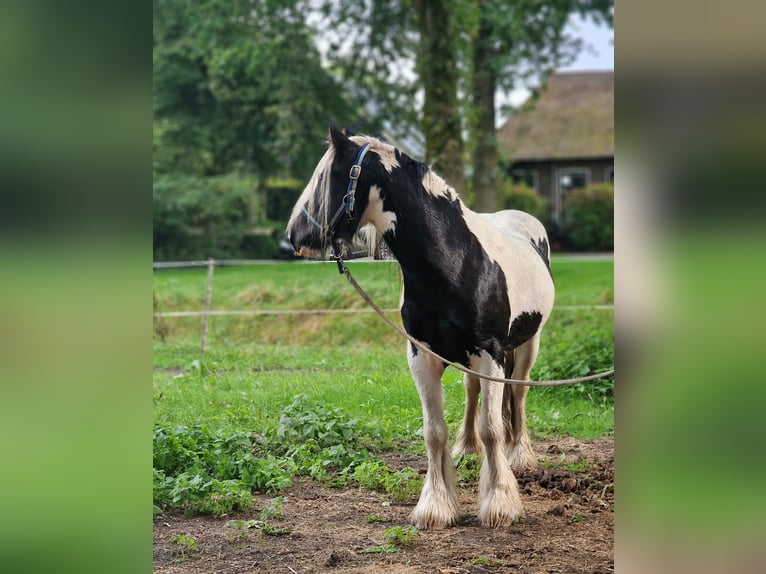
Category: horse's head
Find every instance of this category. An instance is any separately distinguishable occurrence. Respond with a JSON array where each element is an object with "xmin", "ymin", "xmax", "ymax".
[{"xmin": 287, "ymin": 126, "xmax": 381, "ymax": 258}]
